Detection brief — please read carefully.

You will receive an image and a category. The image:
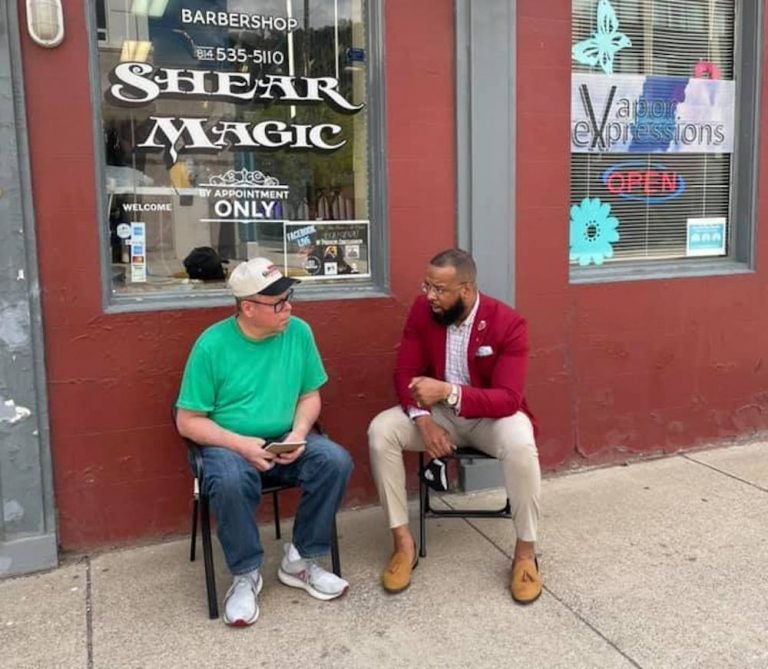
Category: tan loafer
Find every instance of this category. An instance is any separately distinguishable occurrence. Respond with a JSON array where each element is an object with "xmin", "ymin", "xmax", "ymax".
[
  {"xmin": 381, "ymin": 551, "xmax": 418, "ymax": 593},
  {"xmin": 510, "ymin": 557, "xmax": 541, "ymax": 604}
]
